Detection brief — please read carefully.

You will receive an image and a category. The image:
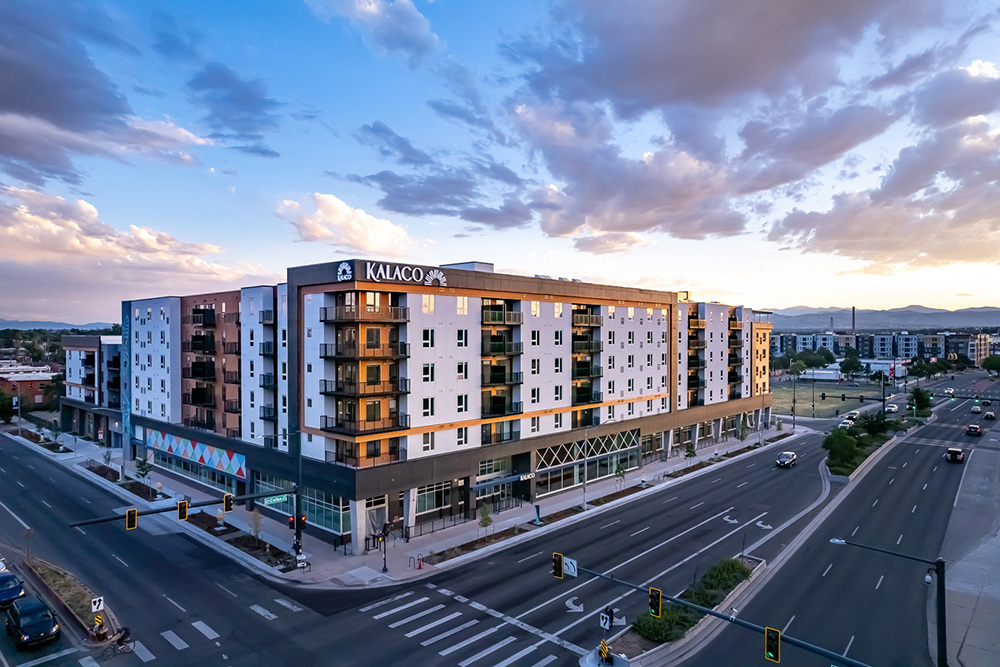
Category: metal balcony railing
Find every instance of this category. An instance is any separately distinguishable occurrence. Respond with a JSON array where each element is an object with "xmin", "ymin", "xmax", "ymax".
[
  {"xmin": 259, "ymin": 373, "xmax": 276, "ymax": 389},
  {"xmin": 224, "ymin": 400, "xmax": 241, "ymax": 414},
  {"xmin": 481, "ymin": 401, "xmax": 523, "ymax": 419},
  {"xmin": 260, "ymin": 405, "xmax": 277, "ymax": 421},
  {"xmin": 481, "ymin": 341, "xmax": 522, "ymax": 356},
  {"xmin": 319, "ymin": 305, "xmax": 409, "ymax": 322},
  {"xmin": 571, "ymin": 340, "xmax": 603, "ymax": 353},
  {"xmin": 571, "ymin": 365, "xmax": 602, "ymax": 379},
  {"xmin": 259, "ymin": 310, "xmax": 275, "ymax": 324},
  {"xmin": 320, "ymin": 414, "xmax": 410, "ymax": 434},
  {"xmin": 571, "ymin": 390, "xmax": 603, "ymax": 406},
  {"xmin": 572, "ymin": 313, "xmax": 602, "ymax": 327},
  {"xmin": 318, "ymin": 378, "xmax": 410, "ymax": 396},
  {"xmin": 481, "ymin": 370, "xmax": 523, "ymax": 387}
]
